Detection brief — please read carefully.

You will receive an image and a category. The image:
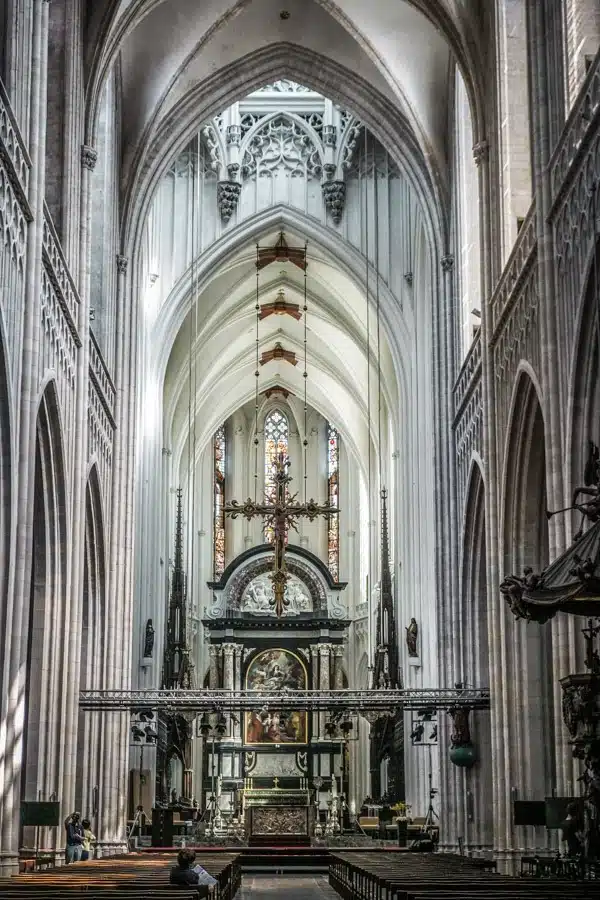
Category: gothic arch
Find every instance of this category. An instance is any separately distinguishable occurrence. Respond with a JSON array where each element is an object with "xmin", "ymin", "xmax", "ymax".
[
  {"xmin": 22, "ymin": 381, "xmax": 68, "ymax": 843},
  {"xmin": 75, "ymin": 465, "xmax": 107, "ymax": 818},
  {"xmin": 459, "ymin": 459, "xmax": 492, "ymax": 852},
  {"xmin": 568, "ymin": 237, "xmax": 600, "ymax": 502},
  {"xmin": 461, "ymin": 459, "xmax": 487, "ymax": 683},
  {"xmin": 85, "ymin": 2, "xmax": 486, "ymax": 173},
  {"xmin": 502, "ymin": 371, "xmax": 548, "ymax": 574},
  {"xmin": 120, "ymin": 44, "xmax": 445, "ymax": 259},
  {"xmin": 501, "ymin": 370, "xmax": 554, "ymax": 836}
]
